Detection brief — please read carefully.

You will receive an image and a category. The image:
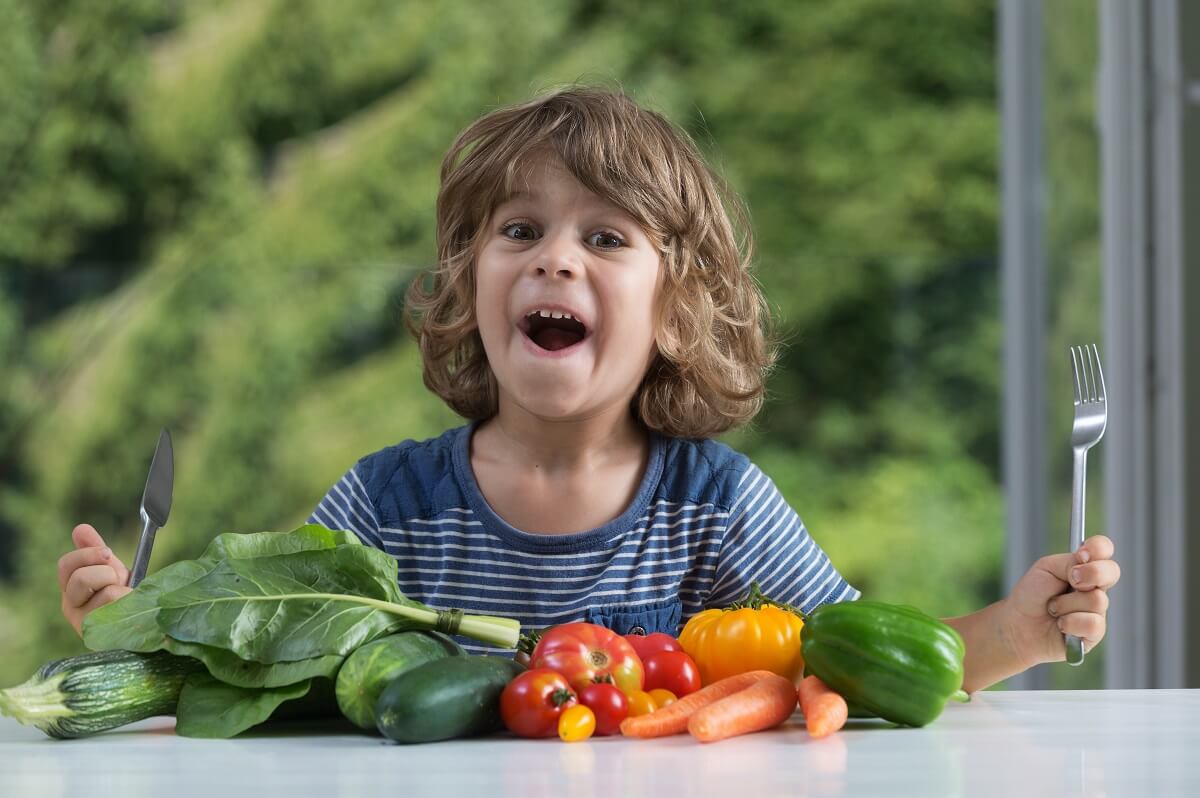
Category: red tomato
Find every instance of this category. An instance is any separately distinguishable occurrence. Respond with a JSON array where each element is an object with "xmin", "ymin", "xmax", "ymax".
[
  {"xmin": 500, "ymin": 668, "xmax": 578, "ymax": 738},
  {"xmin": 622, "ymin": 631, "xmax": 683, "ymax": 662},
  {"xmin": 530, "ymin": 622, "xmax": 645, "ymax": 694},
  {"xmin": 577, "ymin": 683, "xmax": 629, "ymax": 736},
  {"xmin": 643, "ymin": 650, "xmax": 702, "ymax": 697}
]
